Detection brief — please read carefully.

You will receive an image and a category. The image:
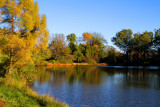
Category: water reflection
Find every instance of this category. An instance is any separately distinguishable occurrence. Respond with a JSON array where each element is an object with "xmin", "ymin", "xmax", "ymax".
[
  {"xmin": 32, "ymin": 66, "xmax": 160, "ymax": 107},
  {"xmin": 36, "ymin": 66, "xmax": 103, "ymax": 85}
]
